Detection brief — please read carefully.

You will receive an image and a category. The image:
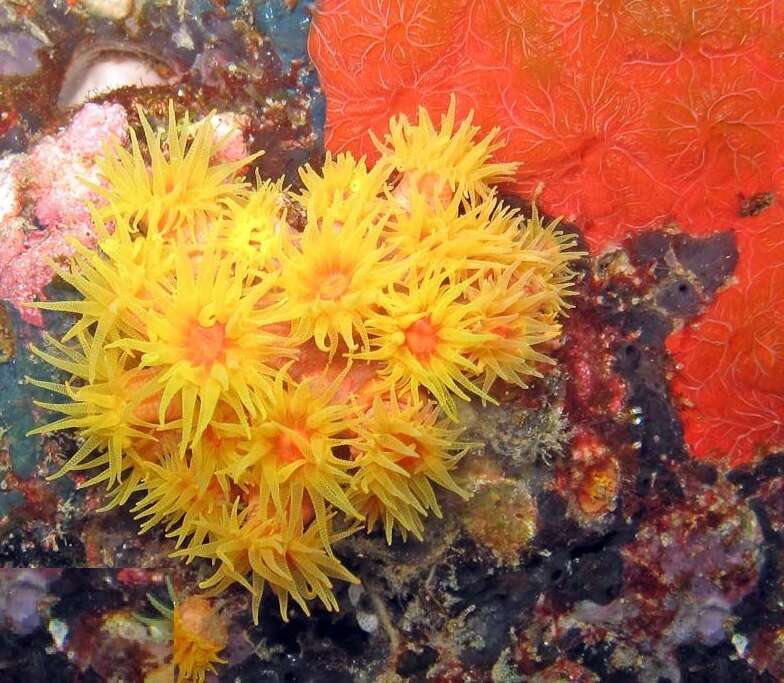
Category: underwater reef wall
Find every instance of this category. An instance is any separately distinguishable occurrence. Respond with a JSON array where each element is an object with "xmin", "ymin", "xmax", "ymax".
[{"xmin": 0, "ymin": 1, "xmax": 783, "ymax": 682}]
